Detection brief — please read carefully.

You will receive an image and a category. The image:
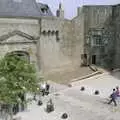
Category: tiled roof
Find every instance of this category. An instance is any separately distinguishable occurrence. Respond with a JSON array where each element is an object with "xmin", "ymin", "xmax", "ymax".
[{"xmin": 0, "ymin": 0, "xmax": 53, "ymax": 18}]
